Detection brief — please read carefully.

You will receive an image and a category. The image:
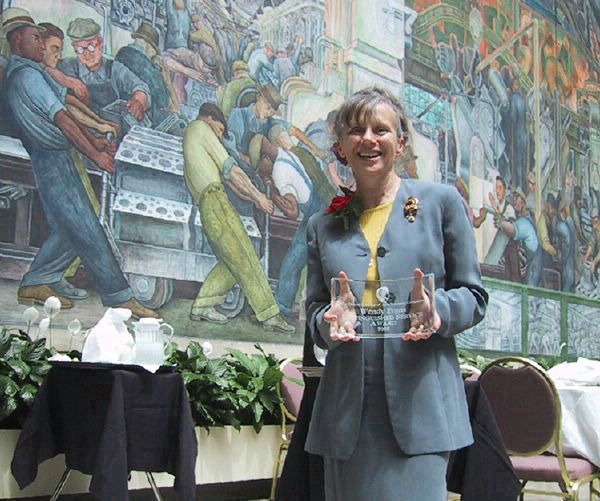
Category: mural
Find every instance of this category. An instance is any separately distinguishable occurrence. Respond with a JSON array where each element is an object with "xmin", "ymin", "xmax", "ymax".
[{"xmin": 0, "ymin": 0, "xmax": 598, "ymax": 352}]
